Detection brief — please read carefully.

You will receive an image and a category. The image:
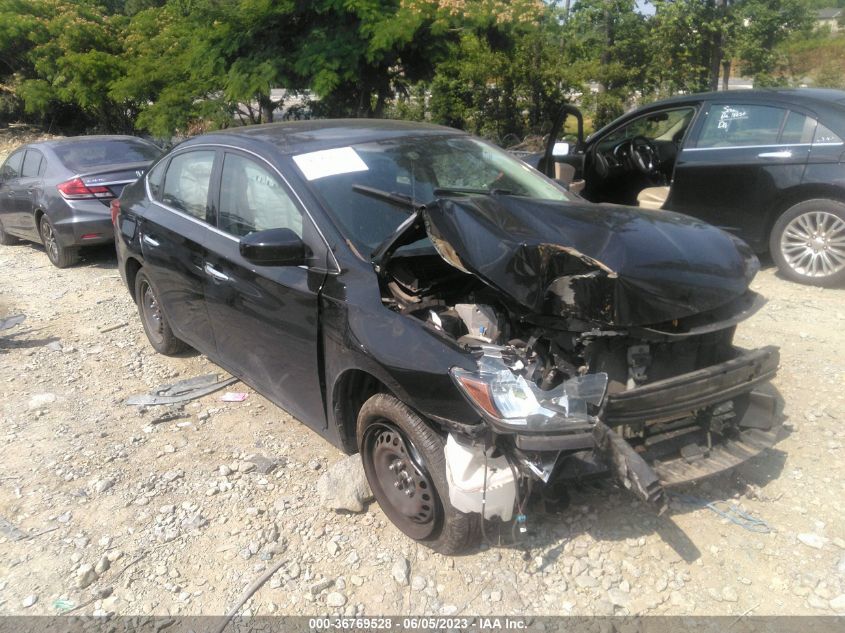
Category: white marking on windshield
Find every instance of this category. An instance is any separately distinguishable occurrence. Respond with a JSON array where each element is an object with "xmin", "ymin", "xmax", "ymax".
[{"xmin": 292, "ymin": 147, "xmax": 369, "ymax": 181}]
